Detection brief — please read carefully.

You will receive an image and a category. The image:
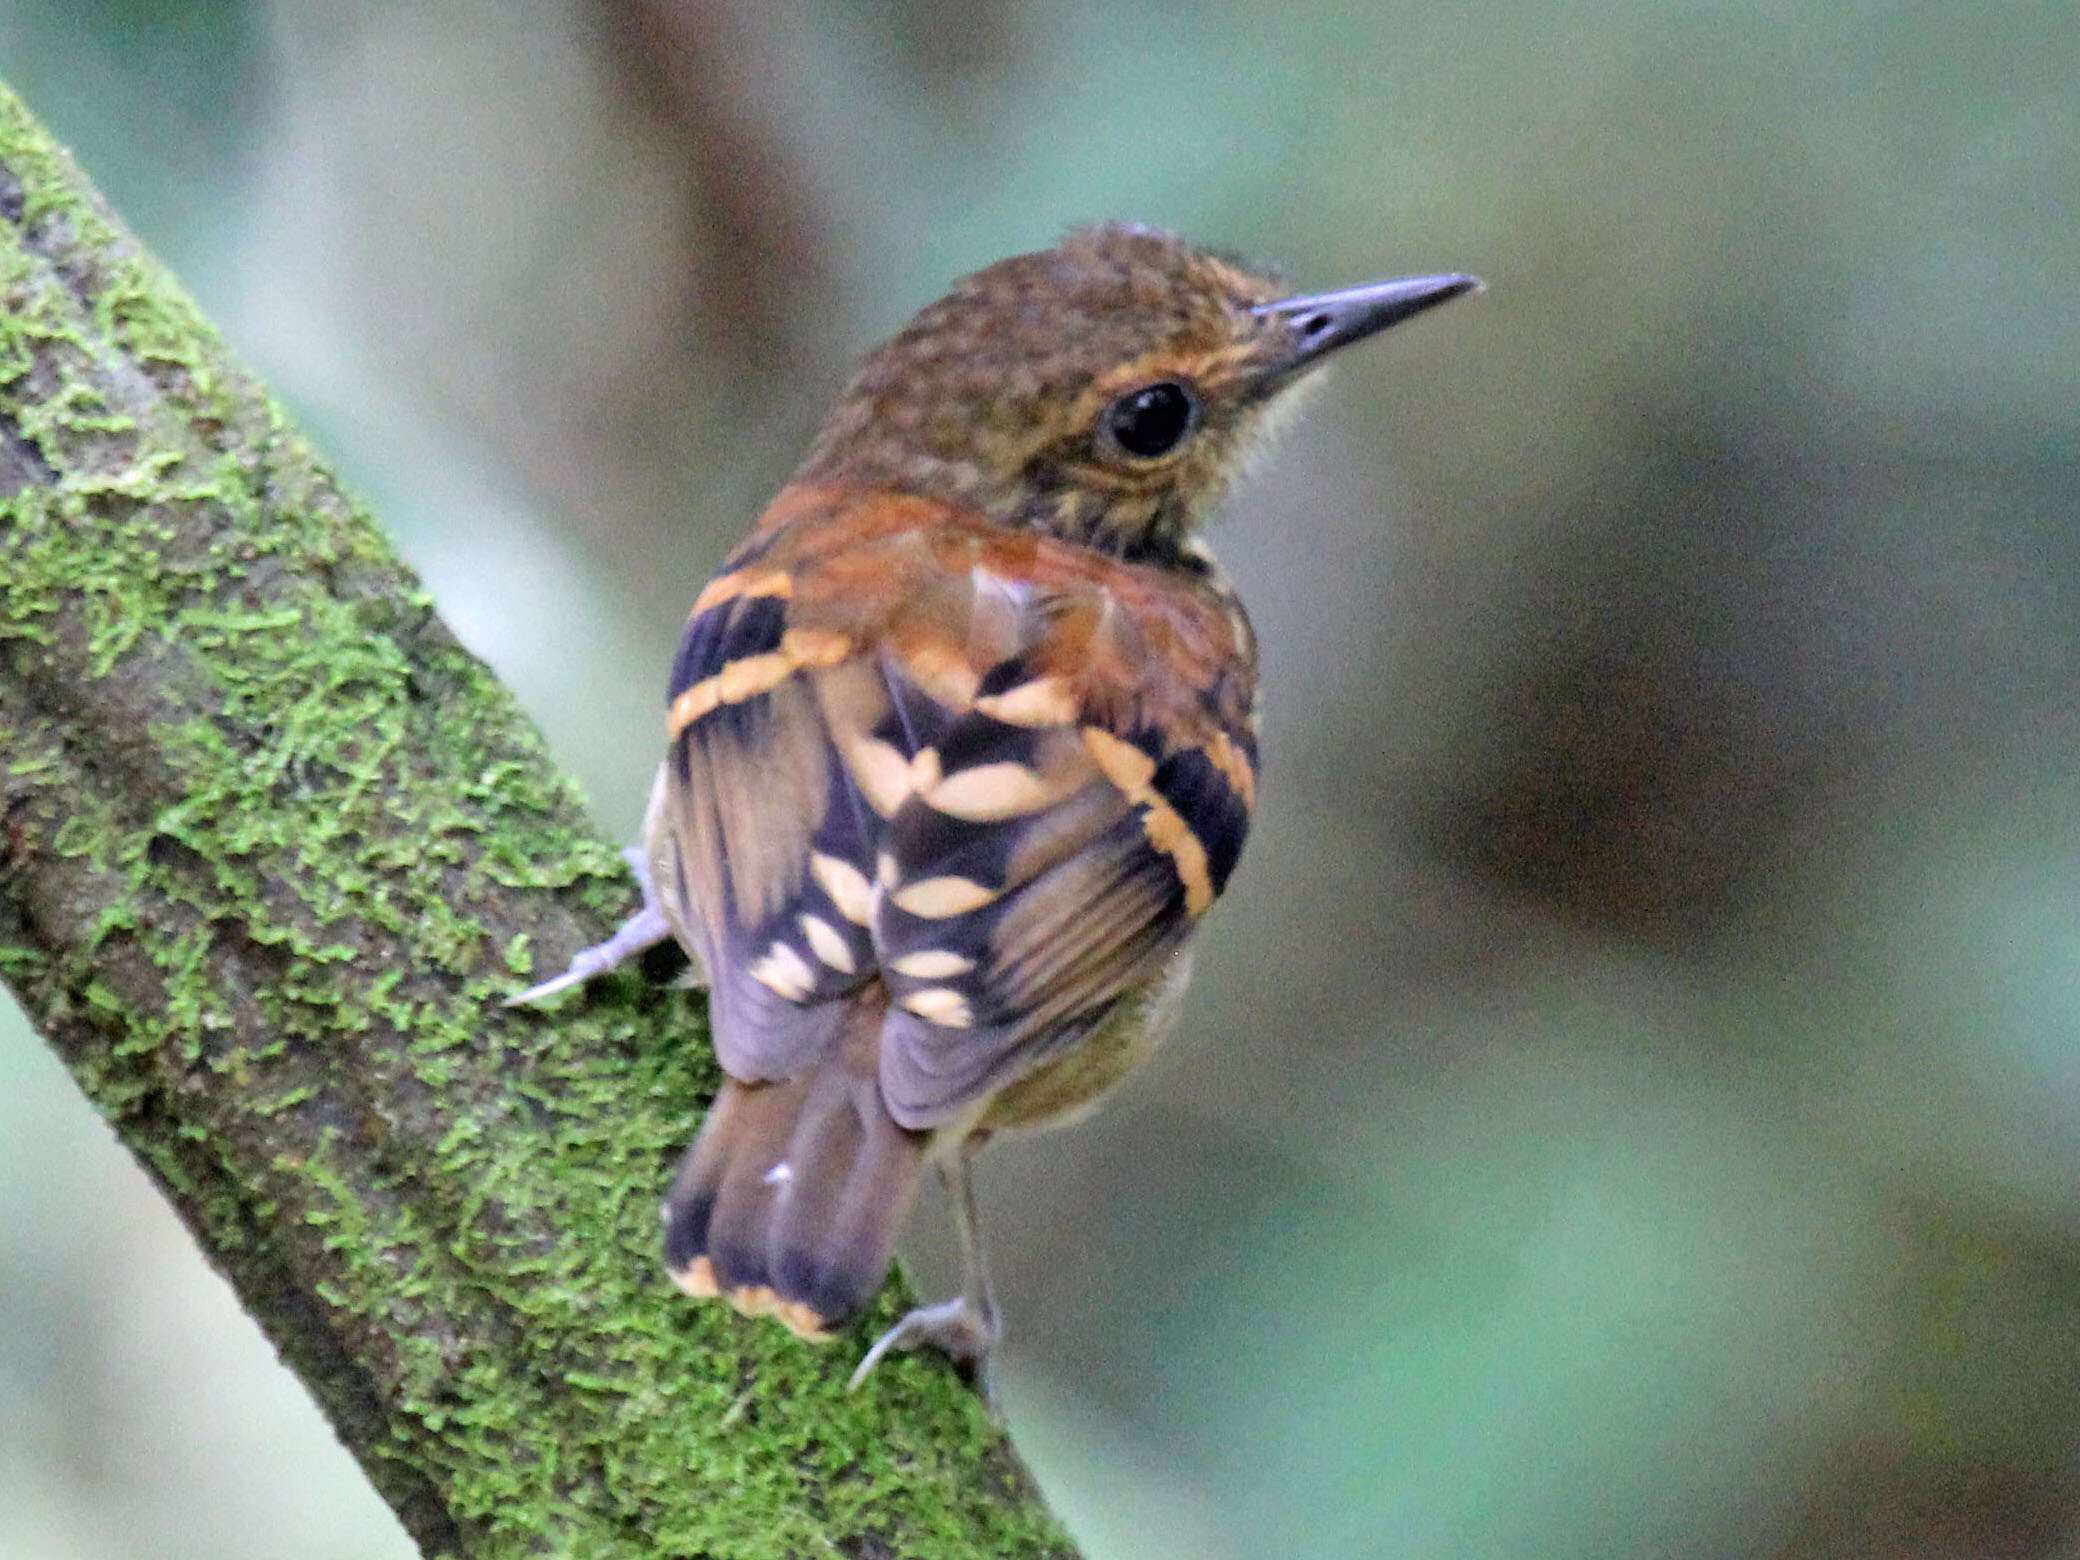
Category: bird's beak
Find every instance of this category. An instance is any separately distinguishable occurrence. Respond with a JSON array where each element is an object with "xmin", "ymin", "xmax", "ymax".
[{"xmin": 1252, "ymin": 272, "xmax": 1481, "ymax": 383}]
